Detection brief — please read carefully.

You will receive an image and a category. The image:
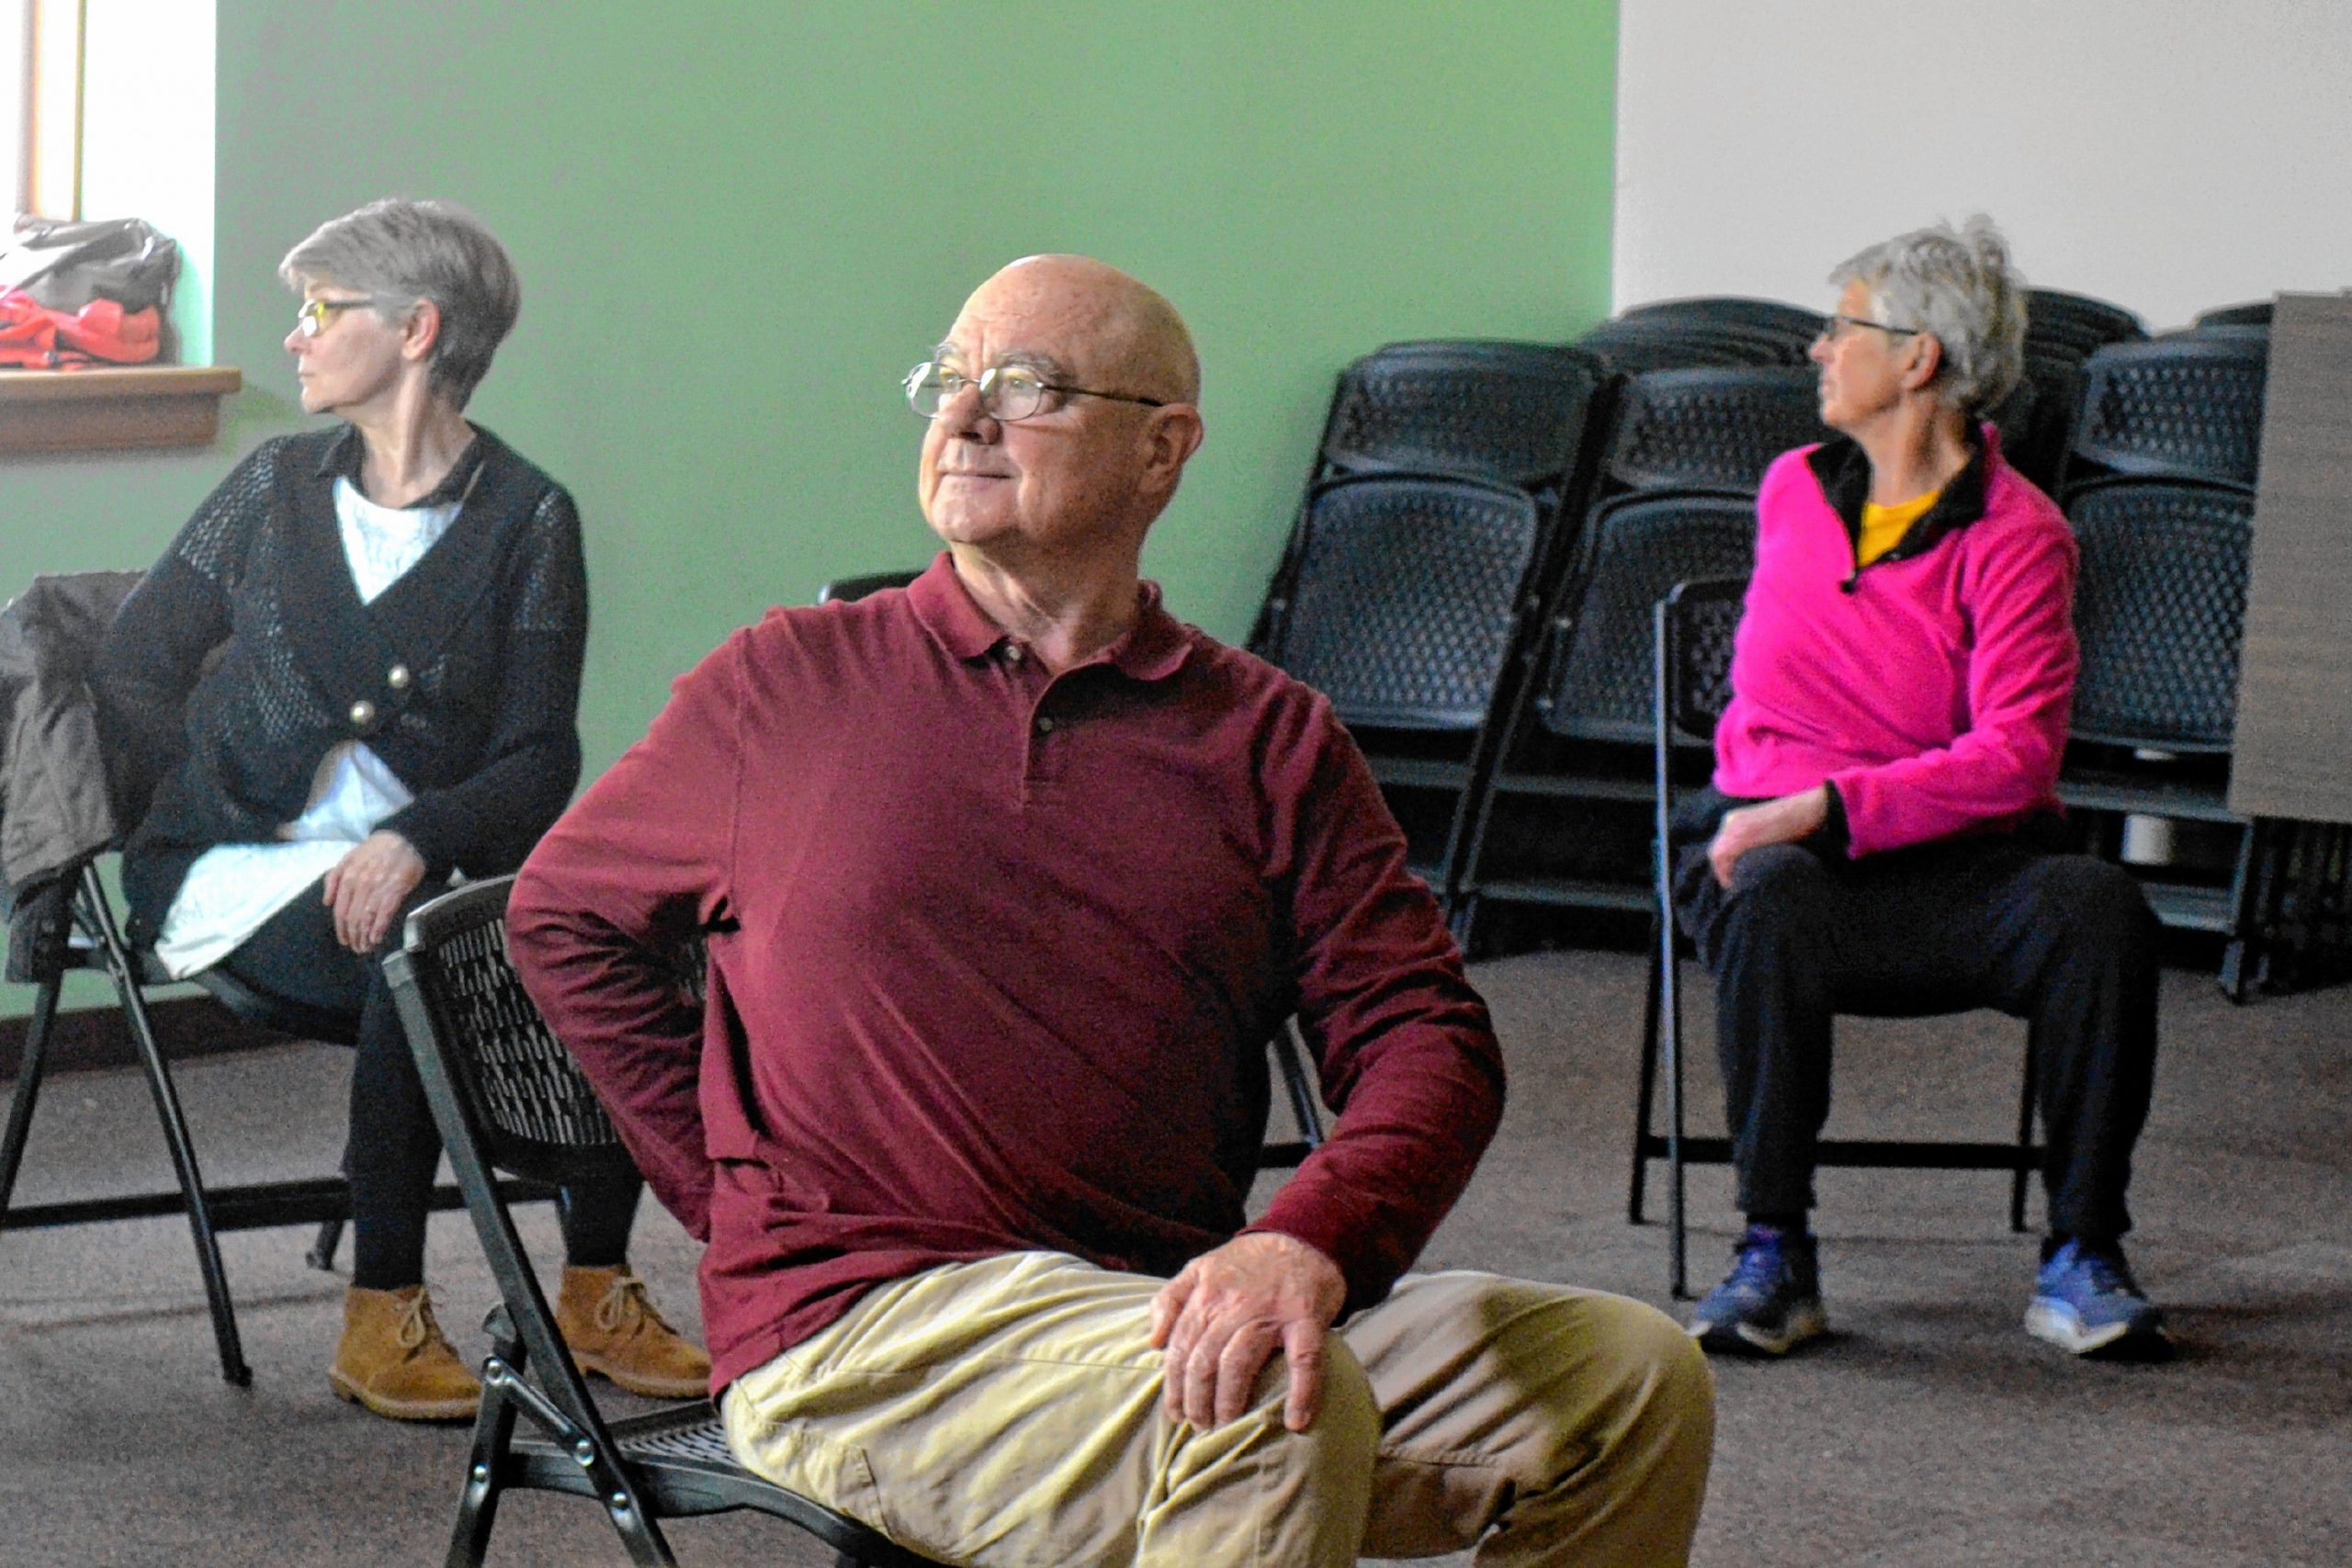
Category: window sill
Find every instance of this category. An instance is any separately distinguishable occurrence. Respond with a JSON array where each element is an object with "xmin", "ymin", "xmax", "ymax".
[{"xmin": 0, "ymin": 366, "xmax": 244, "ymax": 457}]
